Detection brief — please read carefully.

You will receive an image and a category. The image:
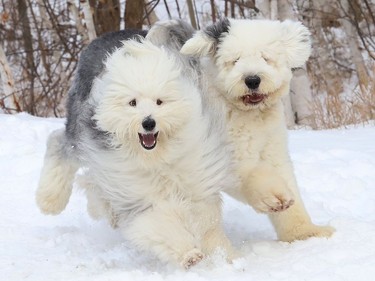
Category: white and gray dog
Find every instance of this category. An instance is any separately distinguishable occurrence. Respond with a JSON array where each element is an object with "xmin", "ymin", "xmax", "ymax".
[
  {"xmin": 35, "ymin": 22, "xmax": 236, "ymax": 268},
  {"xmin": 179, "ymin": 18, "xmax": 334, "ymax": 242}
]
